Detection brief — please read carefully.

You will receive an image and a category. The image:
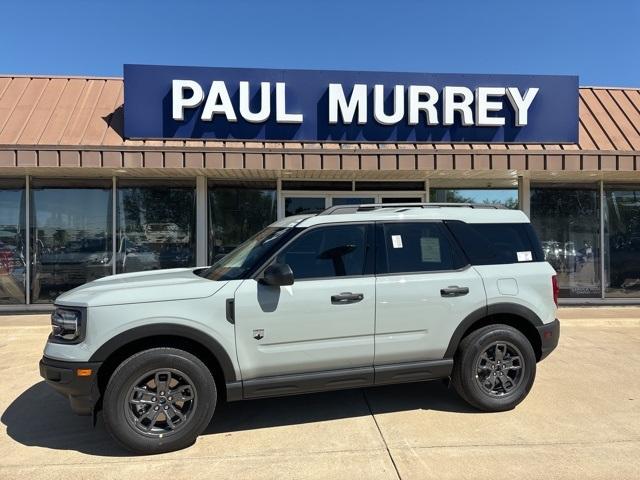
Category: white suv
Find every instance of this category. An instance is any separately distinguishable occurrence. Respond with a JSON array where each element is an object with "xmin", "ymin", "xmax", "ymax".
[{"xmin": 40, "ymin": 203, "xmax": 560, "ymax": 454}]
